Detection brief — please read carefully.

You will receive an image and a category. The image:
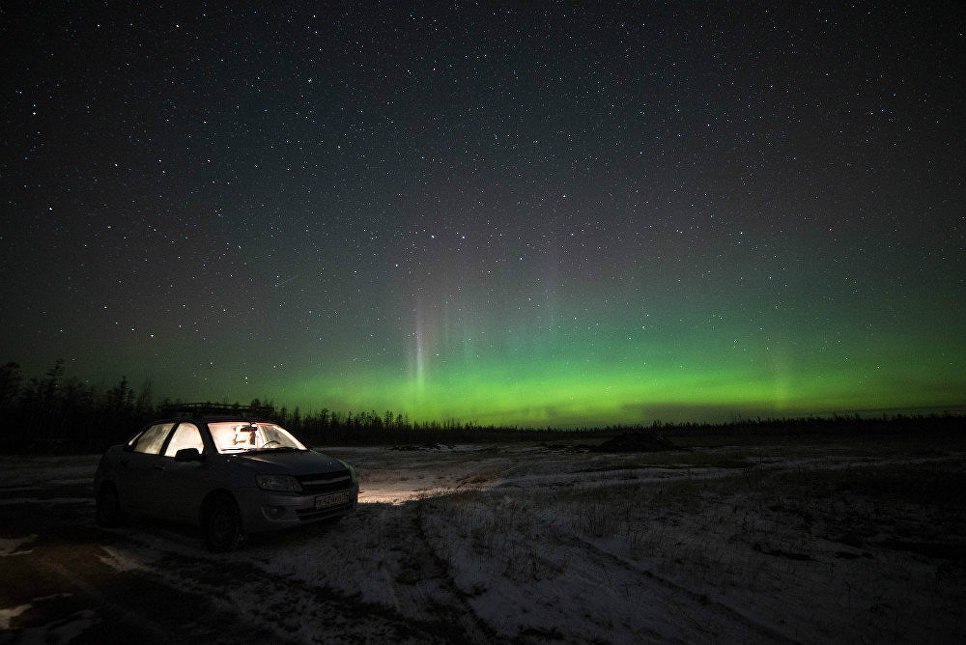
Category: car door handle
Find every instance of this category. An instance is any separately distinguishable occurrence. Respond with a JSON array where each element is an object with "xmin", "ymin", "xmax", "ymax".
[{"xmin": 153, "ymin": 465, "xmax": 165, "ymax": 471}]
